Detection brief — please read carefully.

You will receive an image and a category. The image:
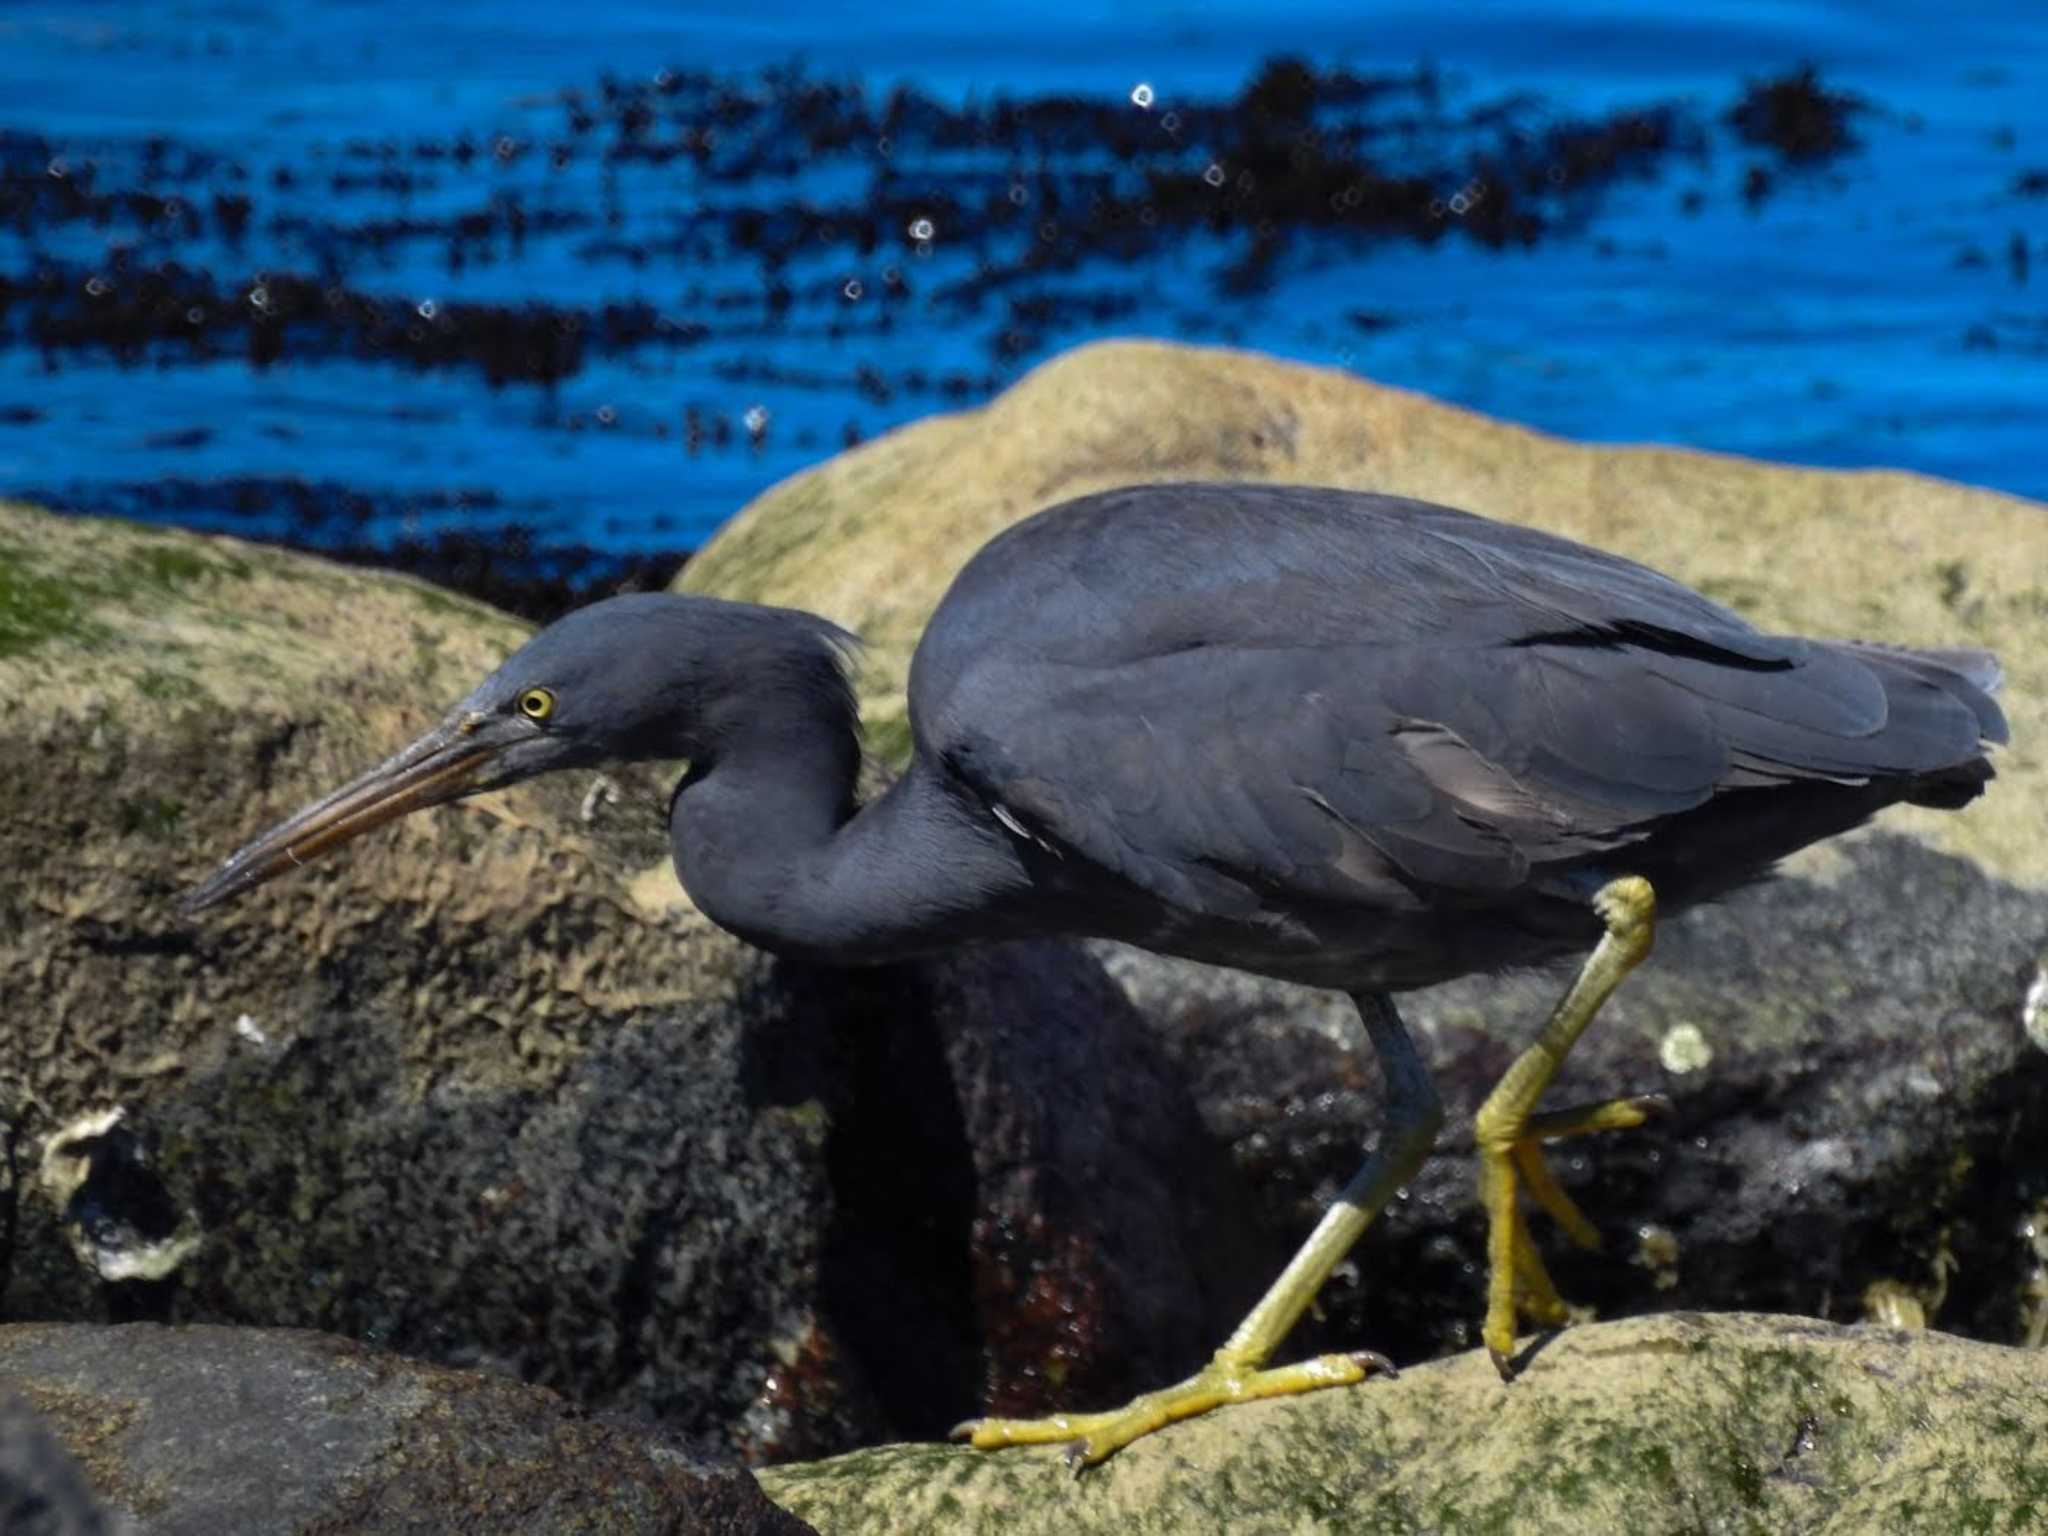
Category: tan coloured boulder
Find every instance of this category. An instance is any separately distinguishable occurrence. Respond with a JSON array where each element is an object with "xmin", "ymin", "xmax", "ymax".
[{"xmin": 682, "ymin": 337, "xmax": 2044, "ymax": 882}]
